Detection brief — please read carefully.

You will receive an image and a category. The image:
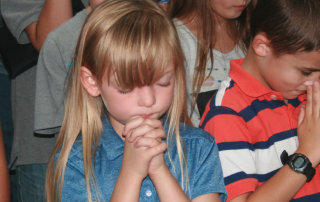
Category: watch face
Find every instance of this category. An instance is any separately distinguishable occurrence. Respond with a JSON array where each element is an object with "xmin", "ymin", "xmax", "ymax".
[{"xmin": 294, "ymin": 157, "xmax": 306, "ymax": 168}]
